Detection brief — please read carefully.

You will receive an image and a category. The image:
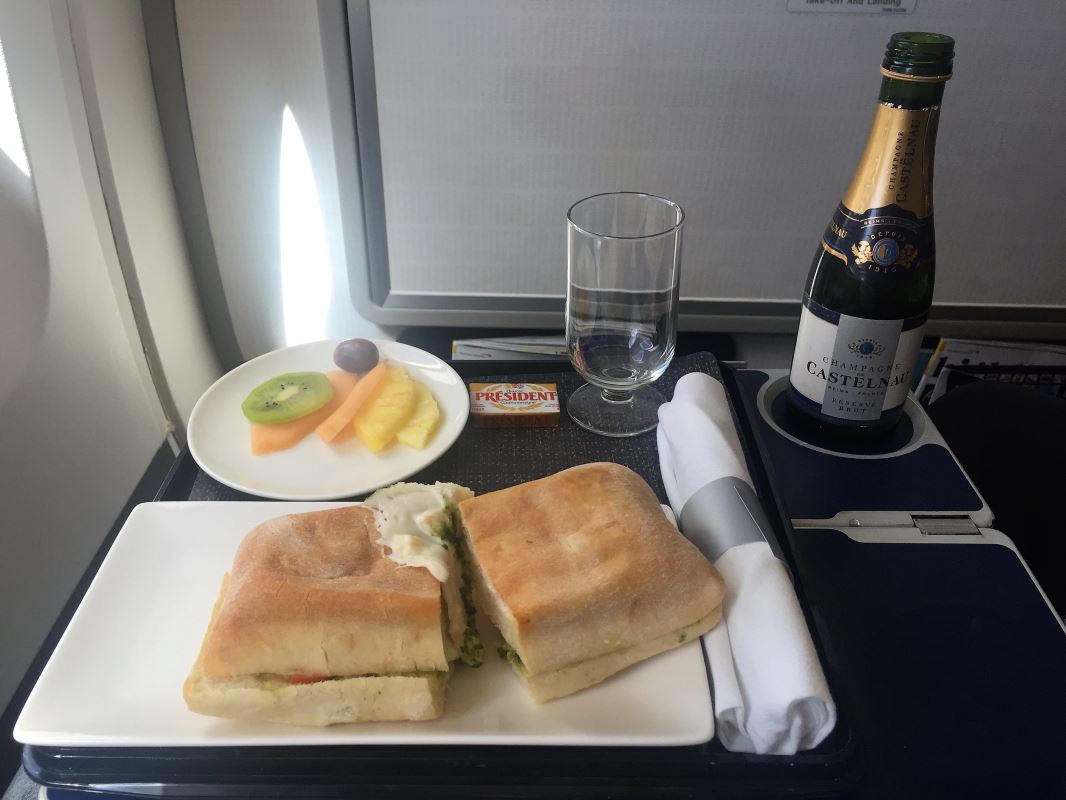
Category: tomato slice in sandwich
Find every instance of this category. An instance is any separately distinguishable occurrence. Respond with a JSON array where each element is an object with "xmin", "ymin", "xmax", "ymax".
[{"xmin": 286, "ymin": 673, "xmax": 328, "ymax": 685}]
